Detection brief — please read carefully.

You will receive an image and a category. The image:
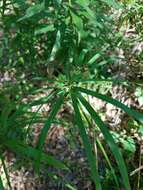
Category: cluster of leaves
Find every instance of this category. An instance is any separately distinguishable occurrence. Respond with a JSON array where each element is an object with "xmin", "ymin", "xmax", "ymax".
[
  {"xmin": 0, "ymin": 0, "xmax": 143, "ymax": 190},
  {"xmin": 0, "ymin": 0, "xmax": 121, "ymax": 78}
]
